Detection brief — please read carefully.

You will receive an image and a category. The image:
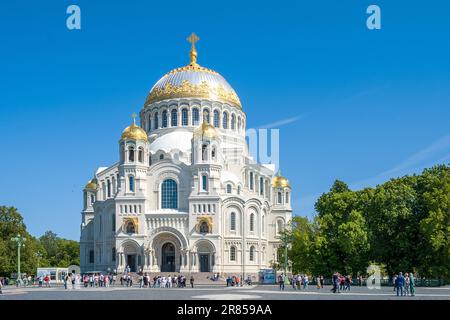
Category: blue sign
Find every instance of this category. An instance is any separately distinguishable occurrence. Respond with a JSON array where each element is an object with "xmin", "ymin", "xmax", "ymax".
[{"xmin": 259, "ymin": 268, "xmax": 276, "ymax": 284}]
